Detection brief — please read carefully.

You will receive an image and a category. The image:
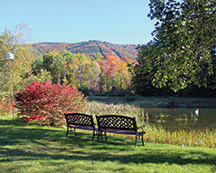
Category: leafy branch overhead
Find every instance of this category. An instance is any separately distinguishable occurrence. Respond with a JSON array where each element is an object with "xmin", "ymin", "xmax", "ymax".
[{"xmin": 139, "ymin": 0, "xmax": 216, "ymax": 92}]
